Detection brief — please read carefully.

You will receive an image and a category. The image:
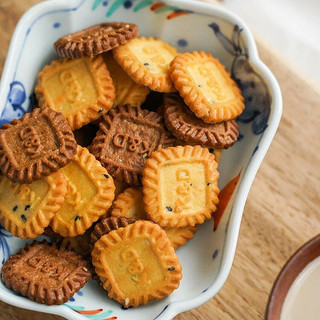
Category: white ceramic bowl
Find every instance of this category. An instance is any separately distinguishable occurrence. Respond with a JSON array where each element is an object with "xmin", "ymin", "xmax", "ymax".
[{"xmin": 0, "ymin": 0, "xmax": 282, "ymax": 319}]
